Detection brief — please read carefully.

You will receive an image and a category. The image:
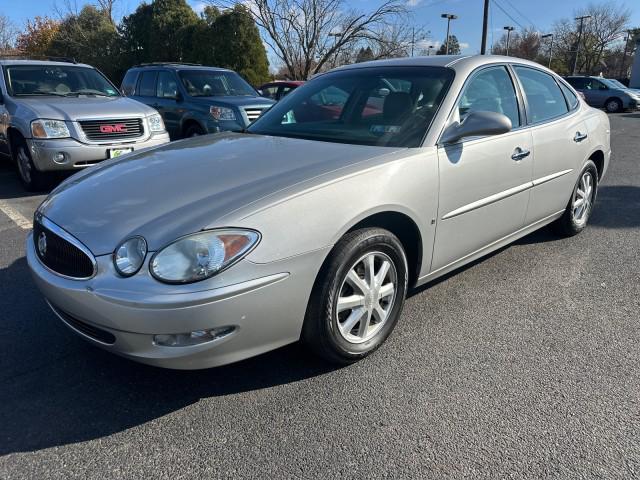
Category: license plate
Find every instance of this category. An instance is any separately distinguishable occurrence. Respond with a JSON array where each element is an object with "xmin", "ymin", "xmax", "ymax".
[{"xmin": 109, "ymin": 148, "xmax": 133, "ymax": 158}]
